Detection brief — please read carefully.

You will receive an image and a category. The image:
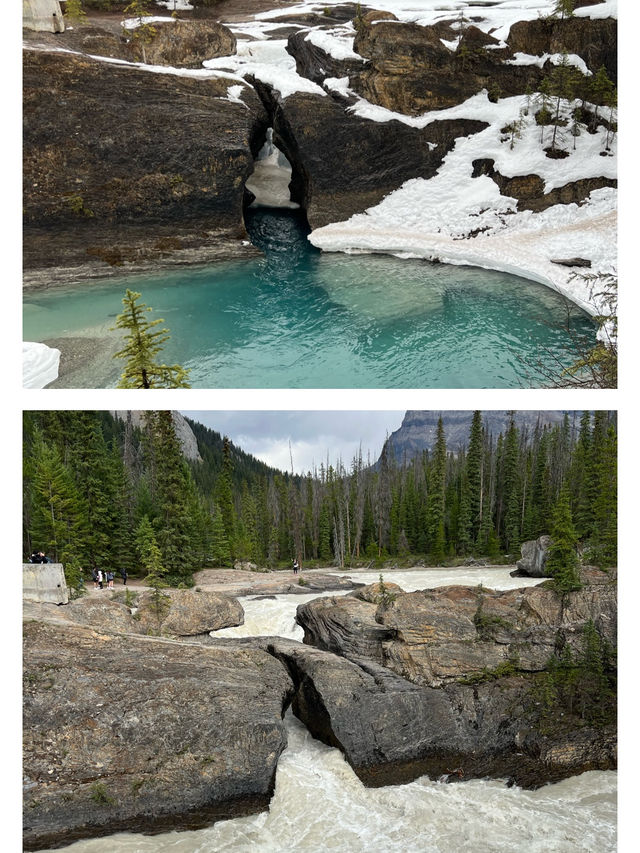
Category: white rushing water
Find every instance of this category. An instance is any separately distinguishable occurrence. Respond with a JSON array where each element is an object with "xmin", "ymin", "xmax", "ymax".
[{"xmin": 44, "ymin": 569, "xmax": 617, "ymax": 852}]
